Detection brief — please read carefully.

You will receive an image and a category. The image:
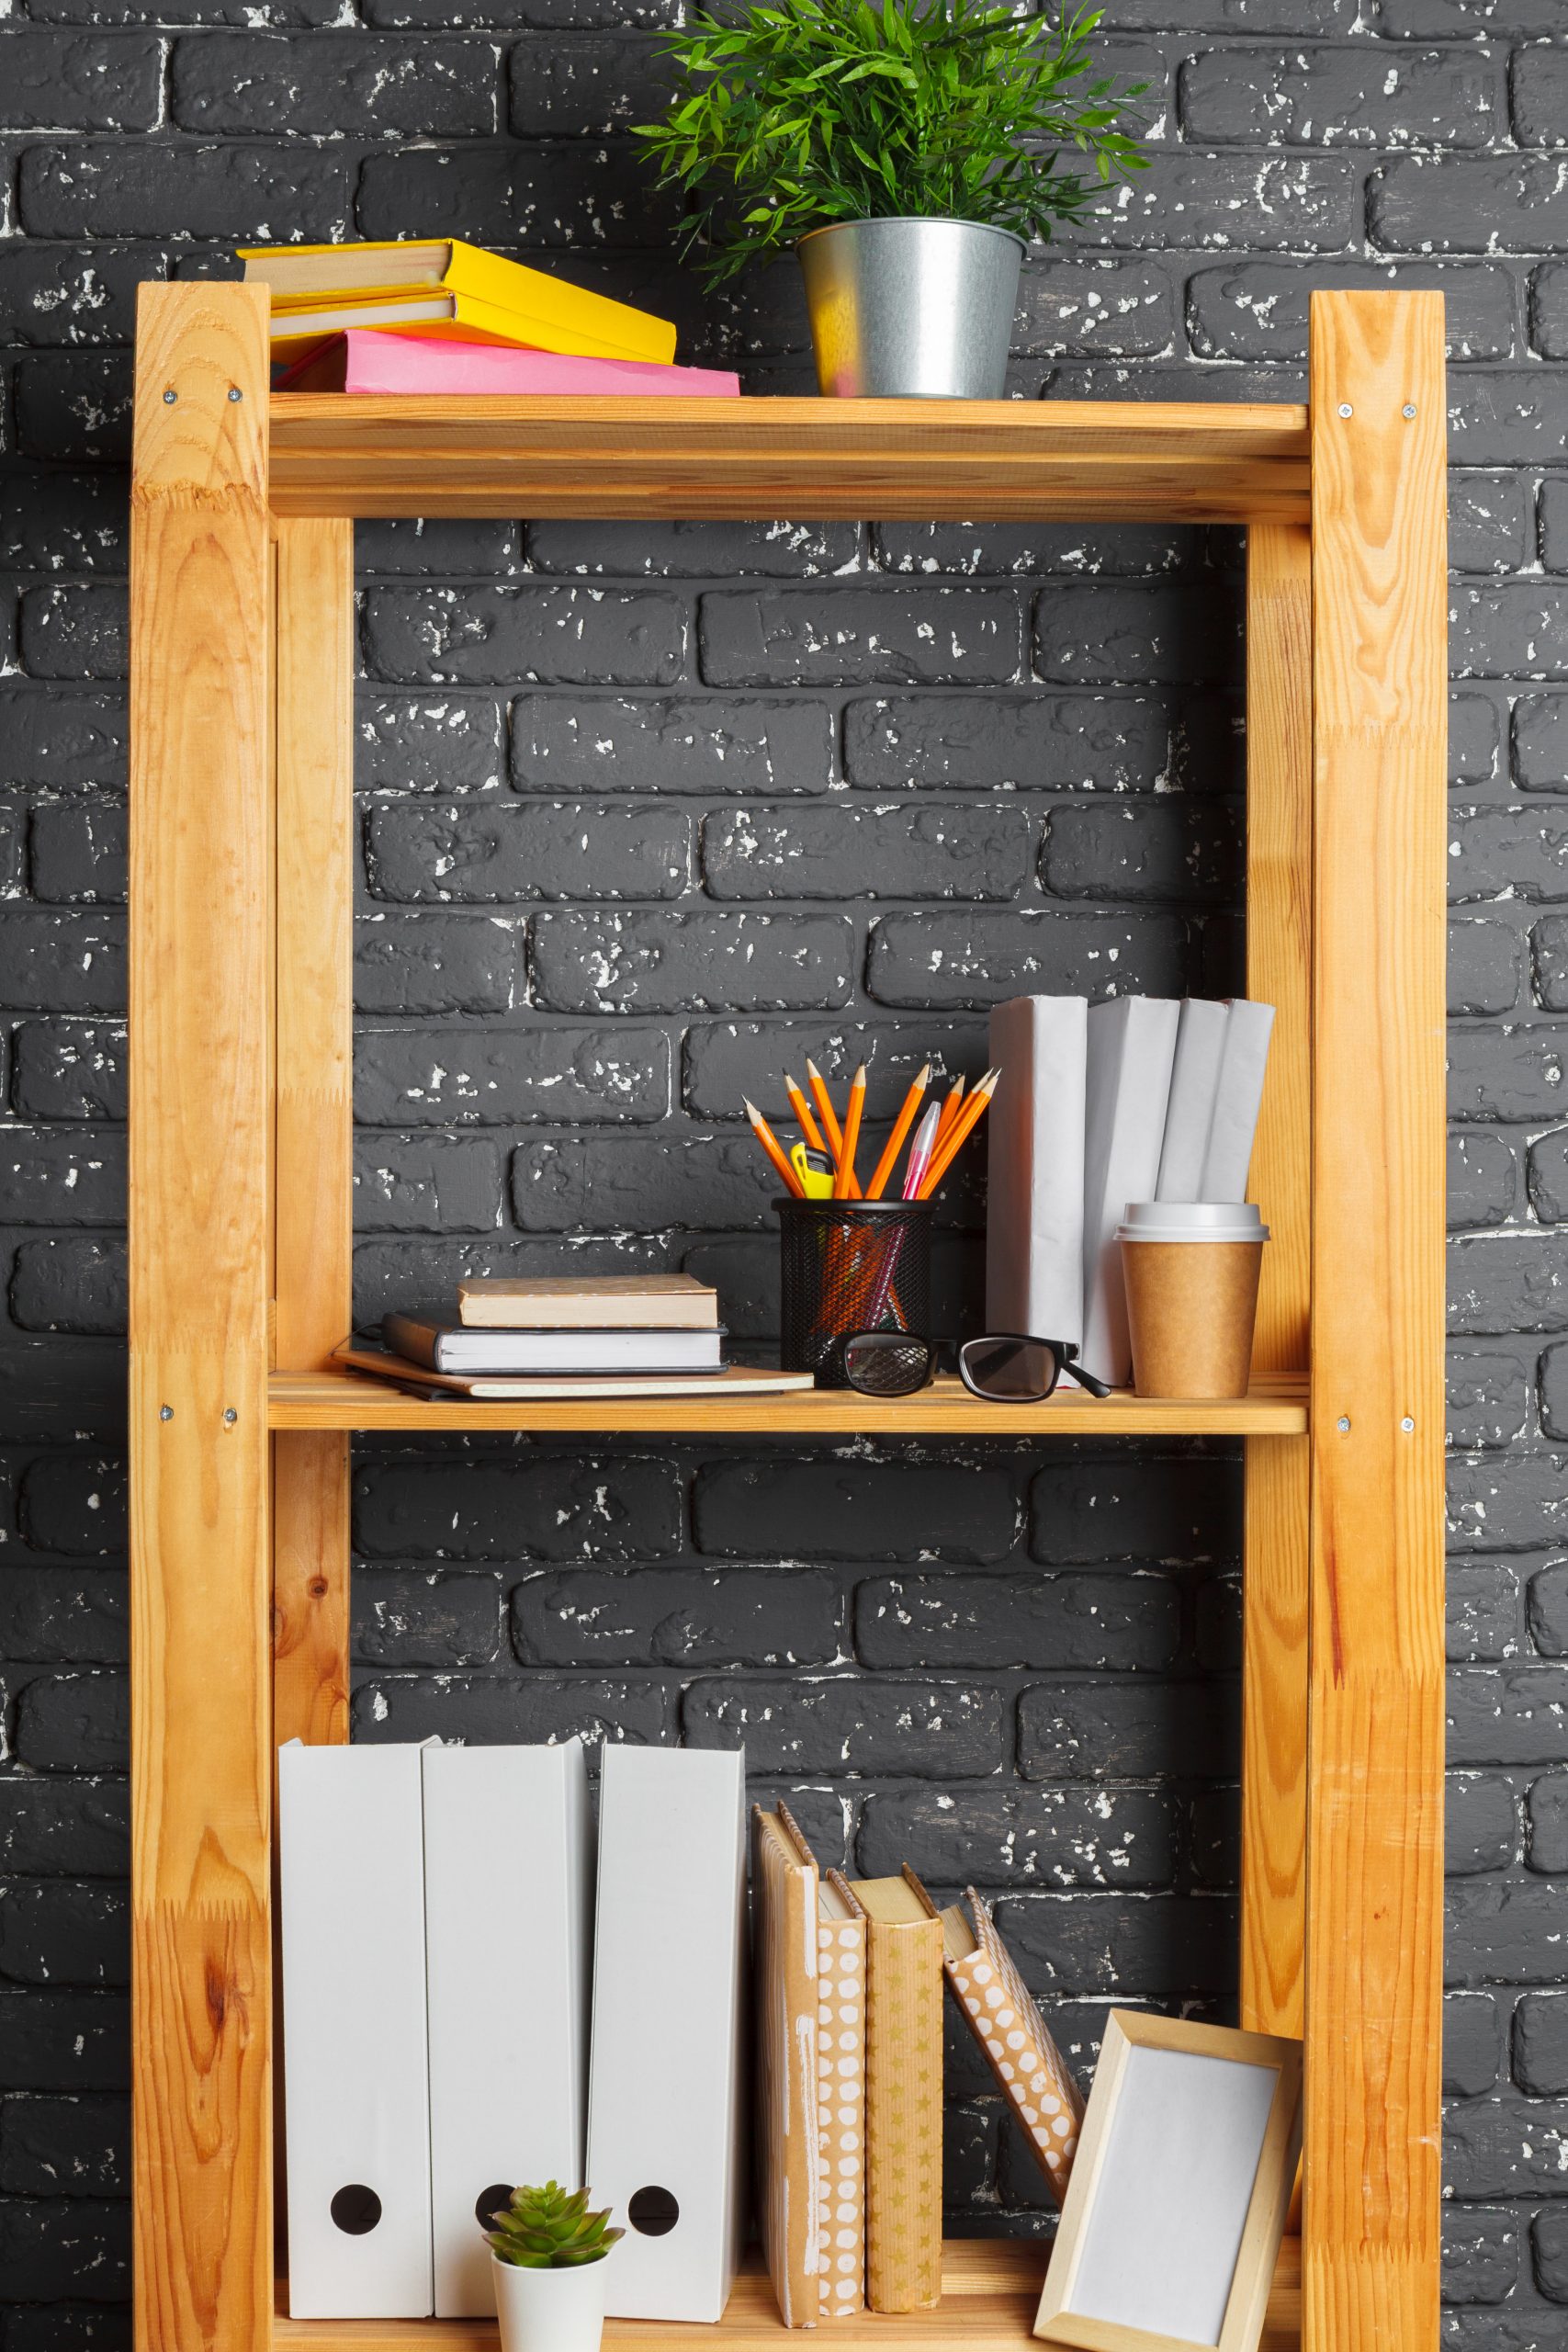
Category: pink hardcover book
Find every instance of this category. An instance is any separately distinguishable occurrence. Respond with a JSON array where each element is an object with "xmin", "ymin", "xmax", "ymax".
[{"xmin": 277, "ymin": 331, "xmax": 741, "ymax": 398}]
